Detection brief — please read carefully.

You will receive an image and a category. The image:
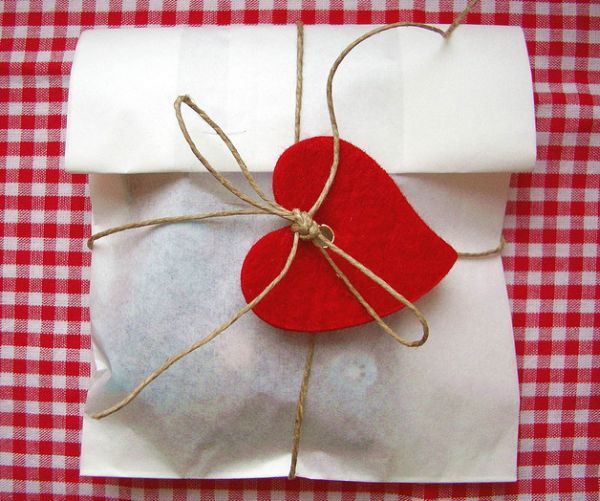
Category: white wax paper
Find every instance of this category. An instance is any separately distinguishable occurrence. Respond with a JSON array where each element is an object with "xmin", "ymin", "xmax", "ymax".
[{"xmin": 81, "ymin": 170, "xmax": 519, "ymax": 482}]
